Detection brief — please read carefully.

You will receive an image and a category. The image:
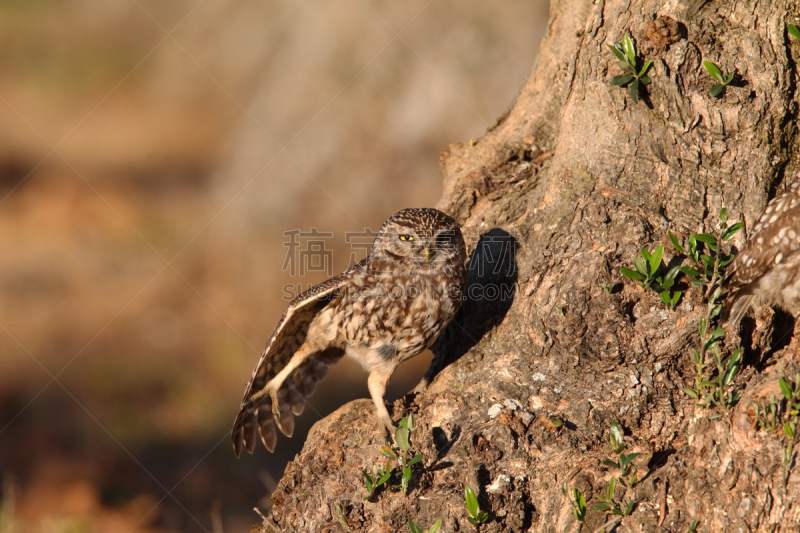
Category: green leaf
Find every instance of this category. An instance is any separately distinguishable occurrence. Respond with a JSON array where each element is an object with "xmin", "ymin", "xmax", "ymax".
[
  {"xmin": 638, "ymin": 60, "xmax": 652, "ymax": 77},
  {"xmin": 407, "ymin": 413, "xmax": 416, "ymax": 432},
  {"xmin": 724, "ymin": 71, "xmax": 735, "ymax": 85},
  {"xmin": 649, "ymin": 245, "xmax": 664, "ymax": 276},
  {"xmin": 683, "ymin": 388, "xmax": 700, "ymax": 399},
  {"xmin": 608, "ymin": 476, "xmax": 616, "ymax": 498},
  {"xmin": 623, "ymin": 452, "xmax": 641, "ymax": 464},
  {"xmin": 710, "ymin": 84, "xmax": 725, "ymax": 97},
  {"xmin": 608, "ymin": 44, "xmax": 627, "ymax": 62},
  {"xmin": 377, "ymin": 467, "xmax": 392, "ymax": 486},
  {"xmin": 592, "ymin": 503, "xmax": 612, "ymax": 512},
  {"xmin": 722, "ymin": 222, "xmax": 743, "ymax": 241},
  {"xmin": 476, "ymin": 511, "xmax": 488, "ymax": 523},
  {"xmin": 703, "ymin": 60, "xmax": 724, "ymax": 83},
  {"xmin": 467, "ymin": 517, "xmax": 479, "ymax": 526},
  {"xmin": 399, "ymin": 416, "xmax": 409, "ymax": 429},
  {"xmin": 694, "ymin": 233, "xmax": 718, "ymax": 245},
  {"xmin": 625, "ymin": 500, "xmax": 636, "ymax": 515},
  {"xmin": 407, "ymin": 454, "xmax": 424, "ymax": 467},
  {"xmin": 465, "ymin": 486, "xmax": 480, "ymax": 517},
  {"xmin": 623, "ymin": 34, "xmax": 636, "ymax": 66},
  {"xmin": 673, "ymin": 291, "xmax": 682, "ymax": 306},
  {"xmin": 610, "ymin": 74, "xmax": 635, "ymax": 86},
  {"xmin": 409, "ymin": 520, "xmax": 423, "ymax": 533},
  {"xmin": 665, "ymin": 265, "xmax": 681, "ymax": 282},
  {"xmin": 639, "ymin": 75, "xmax": 651, "ymax": 85},
  {"xmin": 668, "ymin": 231, "xmax": 685, "ymax": 253},
  {"xmin": 380, "ymin": 446, "xmax": 397, "ymax": 460},
  {"xmin": 723, "ymin": 365, "xmax": 740, "ymax": 386},
  {"xmin": 619, "ymin": 60, "xmax": 636, "ymax": 74},
  {"xmin": 396, "ymin": 426, "xmax": 410, "ymax": 453},
  {"xmin": 630, "ymin": 78, "xmax": 640, "ymax": 104},
  {"xmin": 609, "ymin": 420, "xmax": 623, "ymax": 450},
  {"xmin": 603, "ymin": 459, "xmax": 620, "ymax": 469},
  {"xmin": 680, "ymin": 266, "xmax": 702, "ymax": 277},
  {"xmin": 780, "ymin": 378, "xmax": 793, "ymax": 402},
  {"xmin": 363, "ymin": 471, "xmax": 374, "ymax": 492},
  {"xmin": 719, "ymin": 207, "xmax": 728, "ymax": 224},
  {"xmin": 620, "ymin": 267, "xmax": 646, "ymax": 281},
  {"xmin": 661, "ymin": 291, "xmax": 673, "ymax": 307},
  {"xmin": 790, "ymin": 23, "xmax": 800, "ymax": 40},
  {"xmin": 784, "ymin": 423, "xmax": 795, "ymax": 438},
  {"xmin": 633, "ymin": 256, "xmax": 648, "ymax": 276},
  {"xmin": 577, "ymin": 491, "xmax": 586, "ymax": 515},
  {"xmin": 429, "ymin": 519, "xmax": 442, "ymax": 533},
  {"xmin": 688, "ymin": 519, "xmax": 699, "ymax": 532},
  {"xmin": 402, "ymin": 467, "xmax": 412, "ymax": 487},
  {"xmin": 612, "ymin": 508, "xmax": 624, "ymax": 516},
  {"xmin": 708, "ymin": 327, "xmax": 726, "ymax": 343}
]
